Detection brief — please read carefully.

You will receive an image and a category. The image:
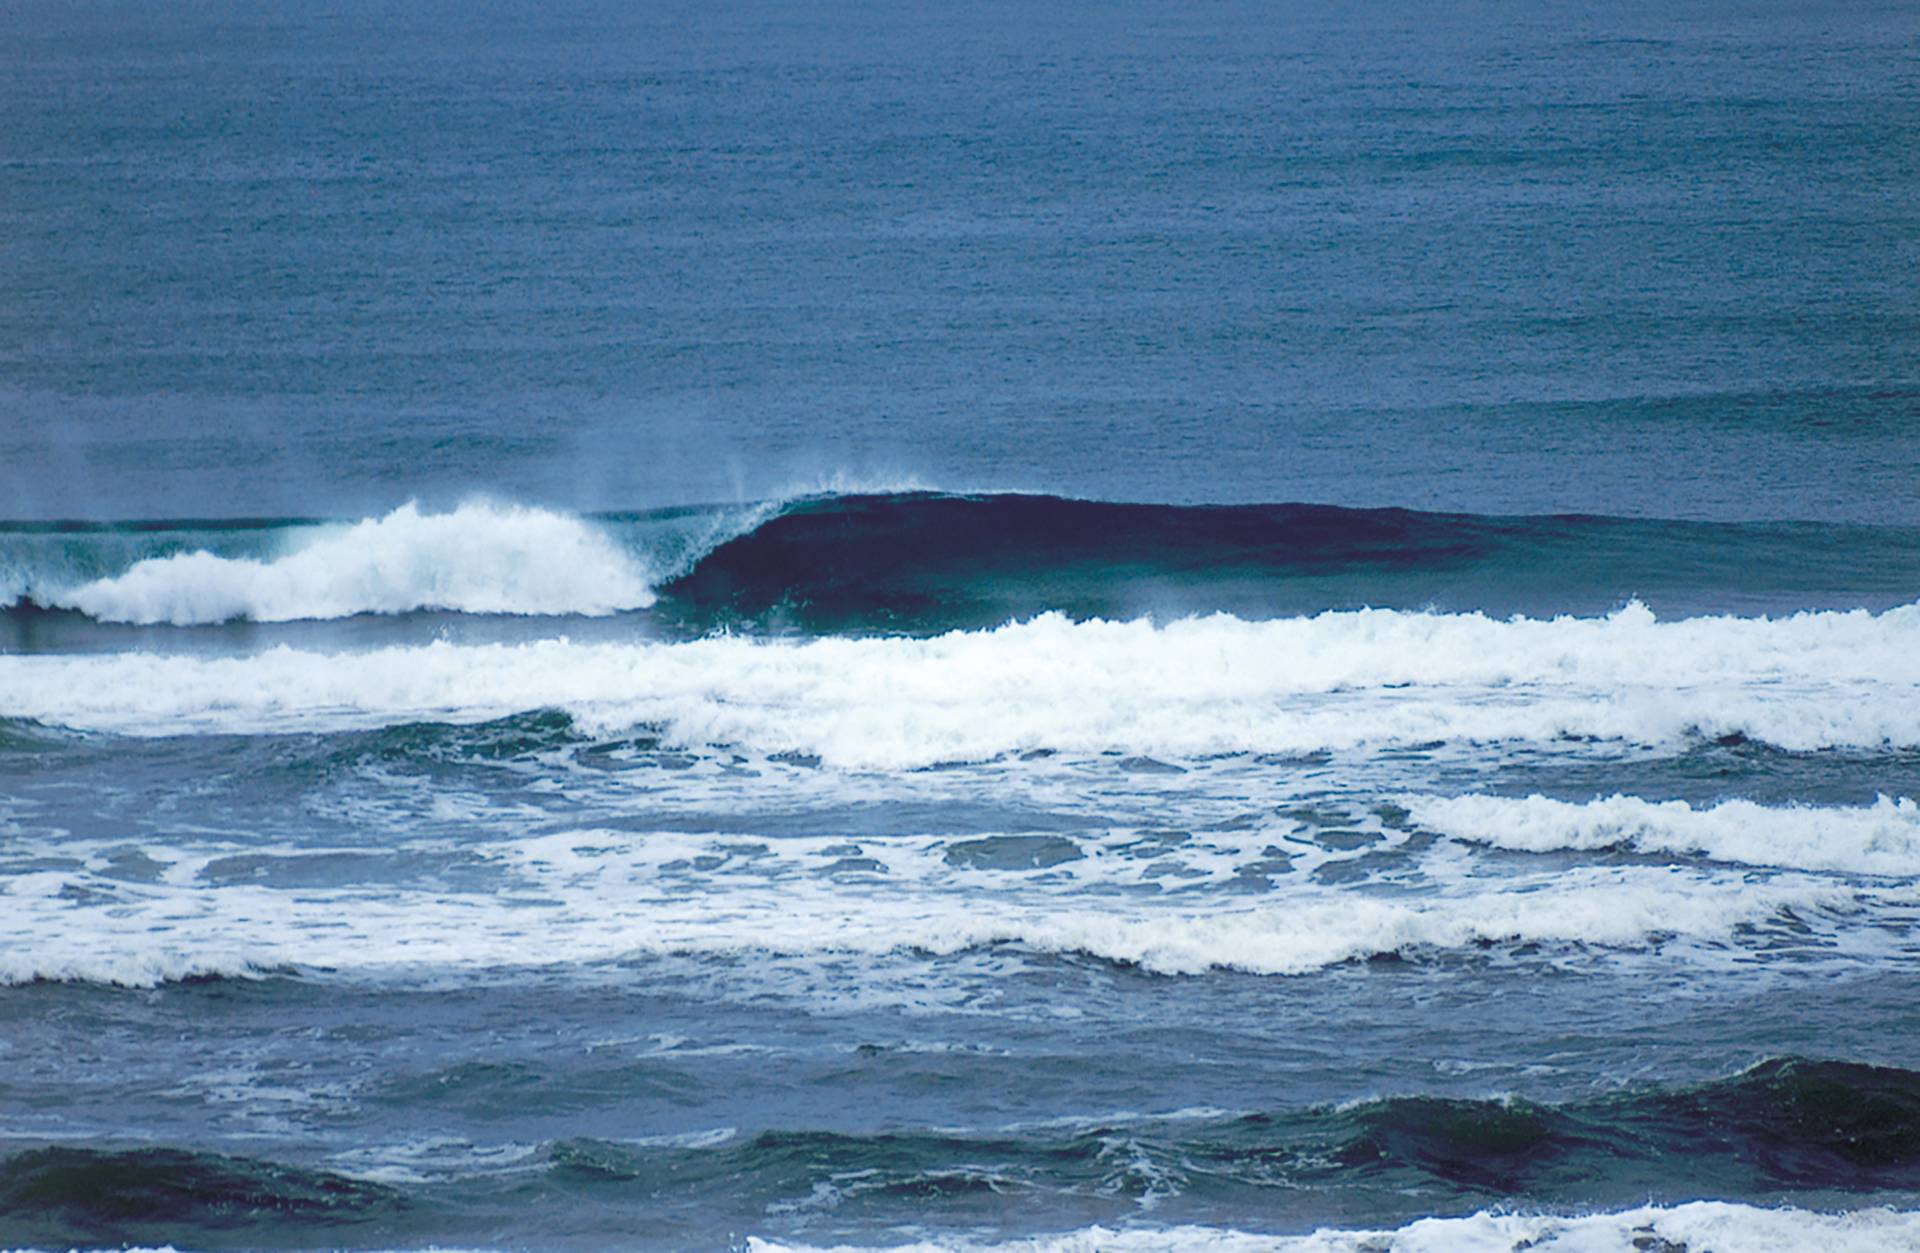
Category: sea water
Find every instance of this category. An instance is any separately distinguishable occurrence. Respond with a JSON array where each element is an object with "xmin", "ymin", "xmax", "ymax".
[{"xmin": 3, "ymin": 2, "xmax": 1919, "ymax": 1249}]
